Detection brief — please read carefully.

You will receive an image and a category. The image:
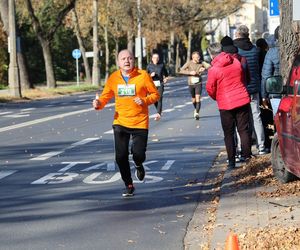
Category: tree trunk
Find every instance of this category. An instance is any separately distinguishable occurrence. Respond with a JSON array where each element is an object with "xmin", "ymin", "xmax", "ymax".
[
  {"xmin": 0, "ymin": 0, "xmax": 31, "ymax": 89},
  {"xmin": 279, "ymin": 0, "xmax": 300, "ymax": 81},
  {"xmin": 175, "ymin": 41, "xmax": 180, "ymax": 73},
  {"xmin": 104, "ymin": 24, "xmax": 109, "ymax": 81},
  {"xmin": 92, "ymin": 0, "xmax": 100, "ymax": 86},
  {"xmin": 104, "ymin": 1, "xmax": 109, "ymax": 82},
  {"xmin": 72, "ymin": 10, "xmax": 91, "ymax": 83},
  {"xmin": 17, "ymin": 47, "xmax": 31, "ymax": 89},
  {"xmin": 127, "ymin": 30, "xmax": 134, "ymax": 53},
  {"xmin": 187, "ymin": 29, "xmax": 192, "ymax": 62},
  {"xmin": 168, "ymin": 30, "xmax": 175, "ymax": 75},
  {"xmin": 39, "ymin": 39, "xmax": 56, "ymax": 88}
]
